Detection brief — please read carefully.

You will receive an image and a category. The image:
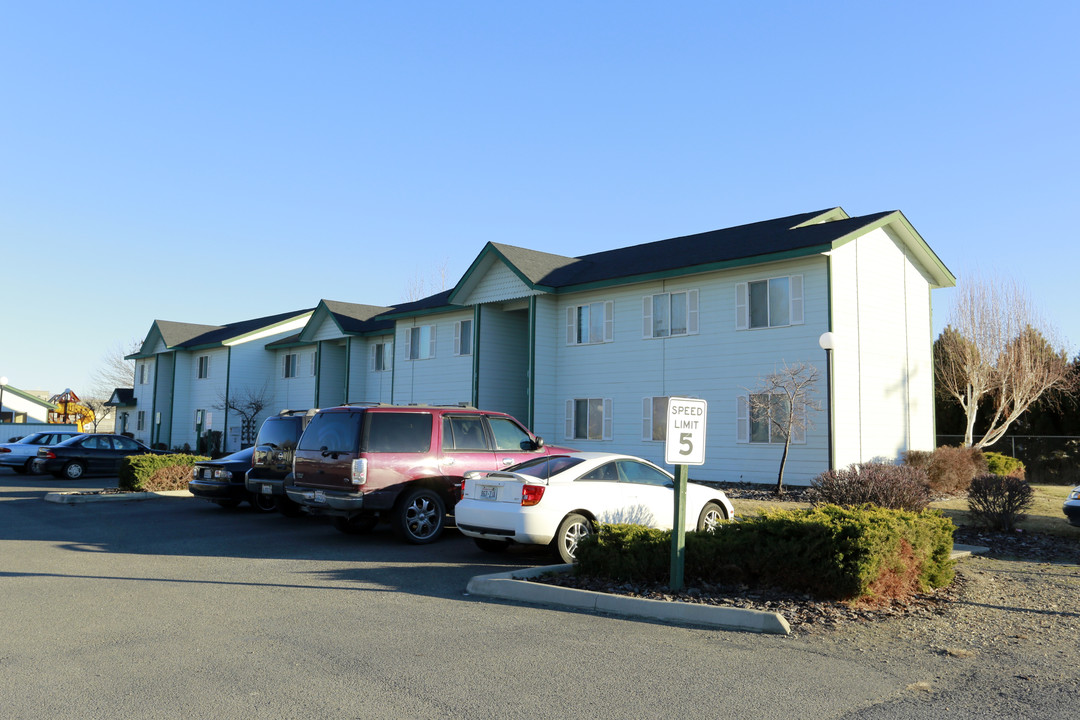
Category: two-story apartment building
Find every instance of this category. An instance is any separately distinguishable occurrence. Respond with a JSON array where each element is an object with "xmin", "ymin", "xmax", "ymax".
[{"xmin": 124, "ymin": 207, "xmax": 953, "ymax": 483}]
